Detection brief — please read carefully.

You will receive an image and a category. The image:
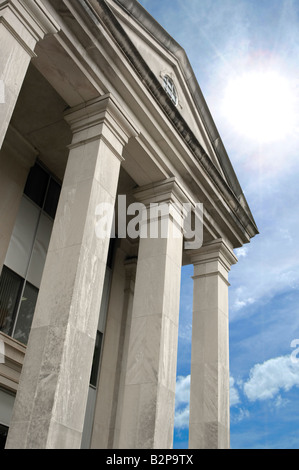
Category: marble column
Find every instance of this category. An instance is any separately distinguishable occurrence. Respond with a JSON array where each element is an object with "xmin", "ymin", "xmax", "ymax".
[
  {"xmin": 0, "ymin": 0, "xmax": 59, "ymax": 149},
  {"xmin": 112, "ymin": 257, "xmax": 137, "ymax": 448},
  {"xmin": 118, "ymin": 179, "xmax": 186, "ymax": 449},
  {"xmin": 188, "ymin": 239, "xmax": 237, "ymax": 449},
  {"xmin": 5, "ymin": 94, "xmax": 138, "ymax": 449},
  {"xmin": 90, "ymin": 250, "xmax": 137, "ymax": 449}
]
